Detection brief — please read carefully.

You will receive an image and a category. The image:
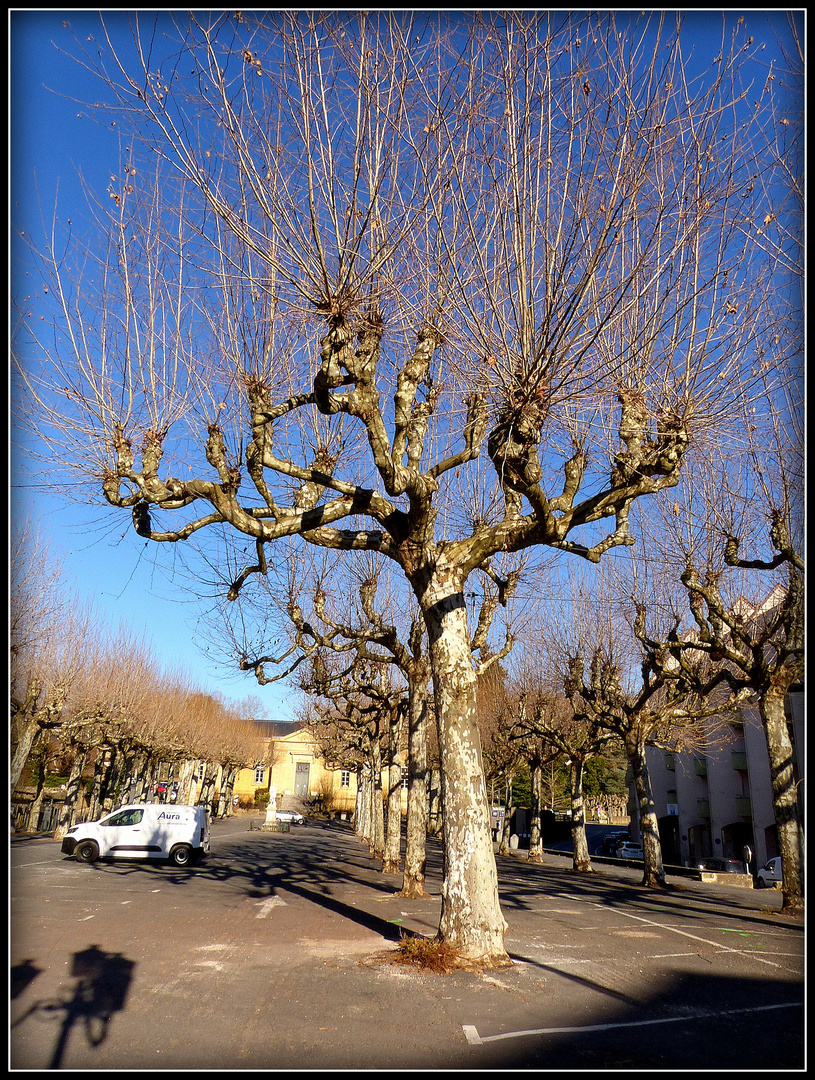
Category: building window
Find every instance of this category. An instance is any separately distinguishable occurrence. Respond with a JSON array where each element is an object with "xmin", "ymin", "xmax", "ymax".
[
  {"xmin": 198, "ymin": 763, "xmax": 205, "ymax": 781},
  {"xmin": 340, "ymin": 771, "xmax": 351, "ymax": 788},
  {"xmin": 255, "ymin": 767, "xmax": 265, "ymax": 785}
]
